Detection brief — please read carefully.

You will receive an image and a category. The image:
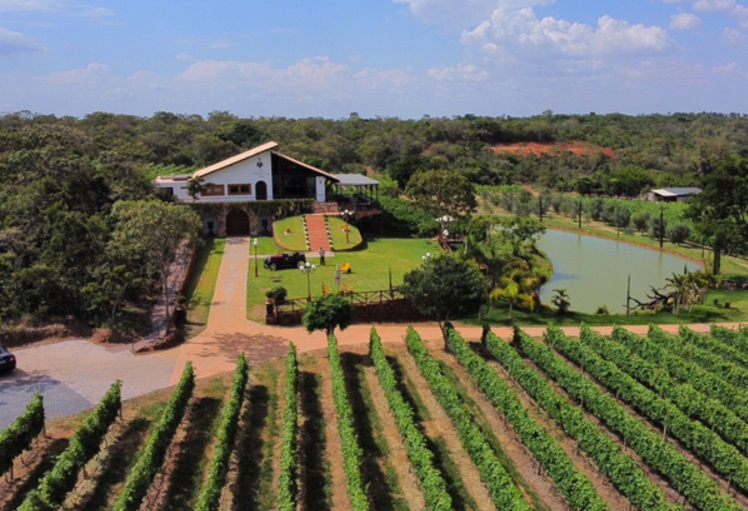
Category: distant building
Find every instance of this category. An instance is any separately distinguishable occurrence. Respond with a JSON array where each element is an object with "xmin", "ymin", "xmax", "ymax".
[{"xmin": 648, "ymin": 187, "xmax": 702, "ymax": 203}]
